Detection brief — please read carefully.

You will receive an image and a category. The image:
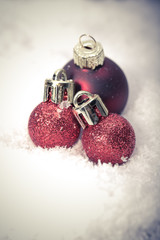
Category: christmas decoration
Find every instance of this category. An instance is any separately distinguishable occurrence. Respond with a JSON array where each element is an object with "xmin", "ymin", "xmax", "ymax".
[
  {"xmin": 63, "ymin": 34, "xmax": 128, "ymax": 114},
  {"xmin": 28, "ymin": 69, "xmax": 80, "ymax": 148},
  {"xmin": 73, "ymin": 91, "xmax": 135, "ymax": 165}
]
